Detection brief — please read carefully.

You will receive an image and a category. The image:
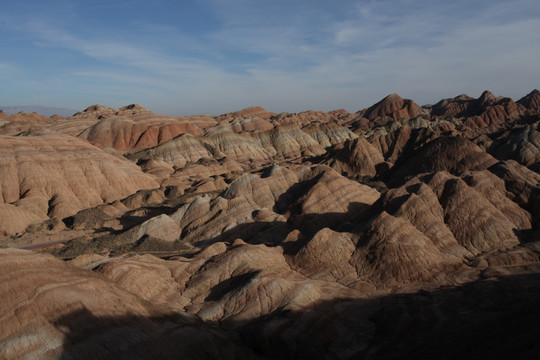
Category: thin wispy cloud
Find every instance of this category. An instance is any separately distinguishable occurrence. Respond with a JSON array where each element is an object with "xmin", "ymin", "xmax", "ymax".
[{"xmin": 1, "ymin": 0, "xmax": 539, "ymax": 115}]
